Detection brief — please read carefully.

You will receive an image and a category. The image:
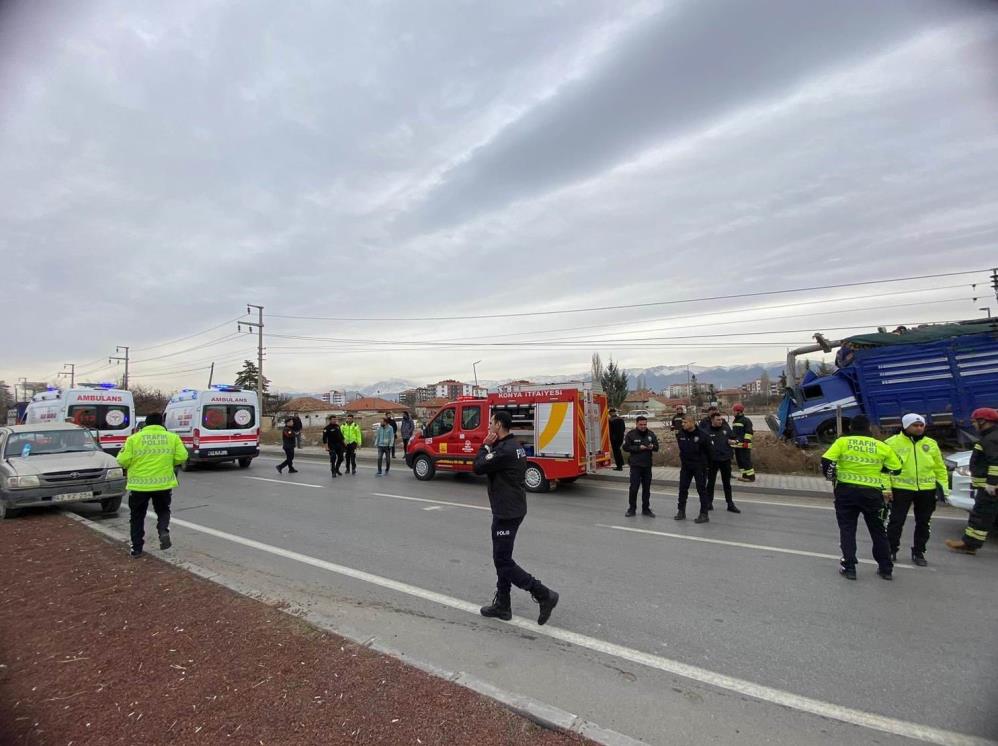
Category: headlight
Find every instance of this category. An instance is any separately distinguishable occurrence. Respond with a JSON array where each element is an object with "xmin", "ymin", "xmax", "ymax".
[
  {"xmin": 6, "ymin": 475, "xmax": 40, "ymax": 489},
  {"xmin": 106, "ymin": 467, "xmax": 124, "ymax": 480},
  {"xmin": 955, "ymin": 466, "xmax": 971, "ymax": 477}
]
